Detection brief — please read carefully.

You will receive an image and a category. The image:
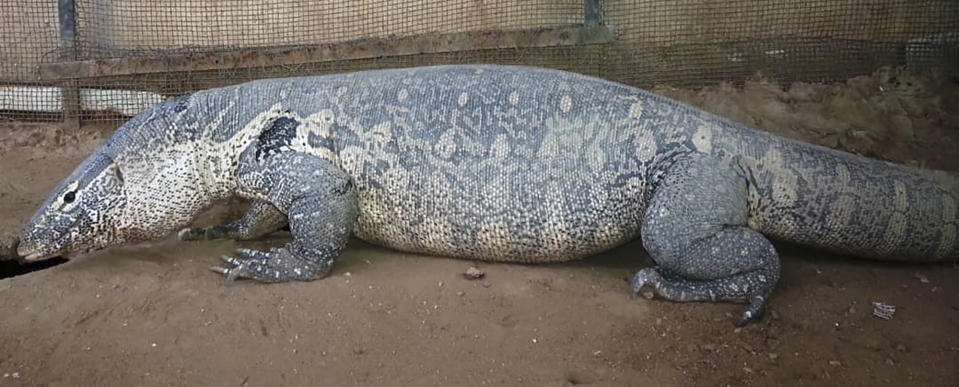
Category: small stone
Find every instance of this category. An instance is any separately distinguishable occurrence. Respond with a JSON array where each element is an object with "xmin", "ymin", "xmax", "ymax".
[
  {"xmin": 770, "ymin": 309, "xmax": 780, "ymax": 320},
  {"xmin": 913, "ymin": 272, "xmax": 930, "ymax": 283},
  {"xmin": 641, "ymin": 290, "xmax": 654, "ymax": 300},
  {"xmin": 894, "ymin": 343, "xmax": 908, "ymax": 352},
  {"xmin": 456, "ymin": 291, "xmax": 465, "ymax": 296},
  {"xmin": 768, "ymin": 353, "xmax": 779, "ymax": 360},
  {"xmin": 743, "ymin": 367, "xmax": 753, "ymax": 374},
  {"xmin": 828, "ymin": 360, "xmax": 841, "ymax": 367},
  {"xmin": 463, "ymin": 267, "xmax": 485, "ymax": 280},
  {"xmin": 11, "ymin": 372, "xmax": 19, "ymax": 379},
  {"xmin": 872, "ymin": 302, "xmax": 896, "ymax": 320},
  {"xmin": 701, "ymin": 344, "xmax": 716, "ymax": 352},
  {"xmin": 885, "ymin": 358, "xmax": 895, "ymax": 366}
]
